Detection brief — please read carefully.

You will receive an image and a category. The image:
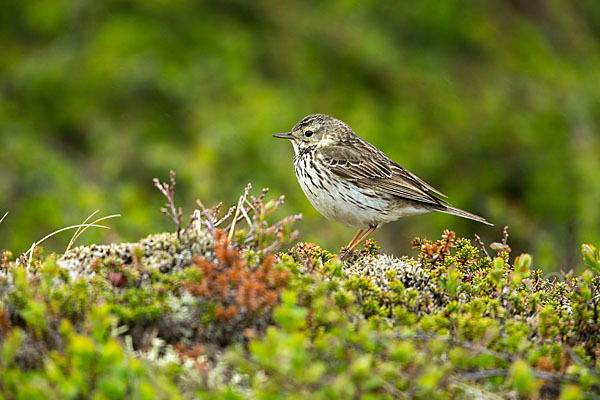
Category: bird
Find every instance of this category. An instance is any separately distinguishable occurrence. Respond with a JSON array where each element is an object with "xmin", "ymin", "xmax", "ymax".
[{"xmin": 273, "ymin": 114, "xmax": 492, "ymax": 260}]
